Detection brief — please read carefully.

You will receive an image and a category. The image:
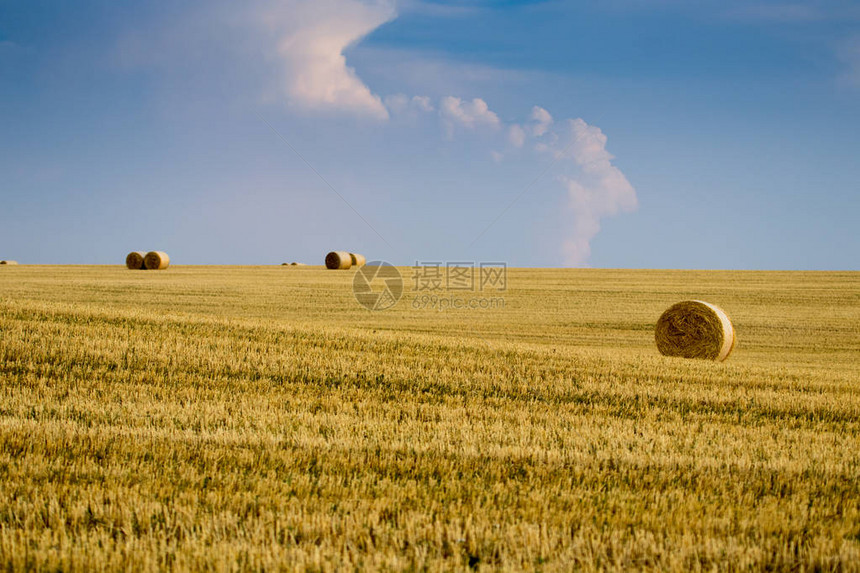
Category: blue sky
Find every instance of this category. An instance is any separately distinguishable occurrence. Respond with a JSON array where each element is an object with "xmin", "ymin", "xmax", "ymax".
[{"xmin": 1, "ymin": 0, "xmax": 858, "ymax": 268}]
